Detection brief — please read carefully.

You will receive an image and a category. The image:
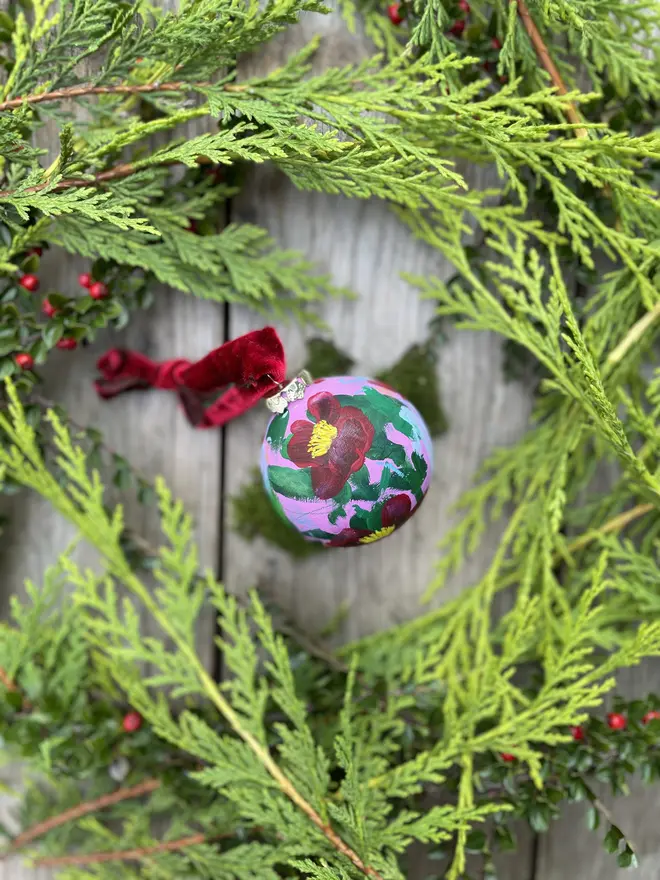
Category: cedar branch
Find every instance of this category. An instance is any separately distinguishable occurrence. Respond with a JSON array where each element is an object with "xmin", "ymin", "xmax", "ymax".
[
  {"xmin": 35, "ymin": 832, "xmax": 208, "ymax": 867},
  {"xmin": 515, "ymin": 0, "xmax": 588, "ymax": 138},
  {"xmin": 0, "ymin": 78, "xmax": 248, "ymax": 200},
  {"xmin": 6, "ymin": 779, "xmax": 161, "ymax": 853},
  {"xmin": 343, "ymin": 498, "xmax": 657, "ymax": 659}
]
